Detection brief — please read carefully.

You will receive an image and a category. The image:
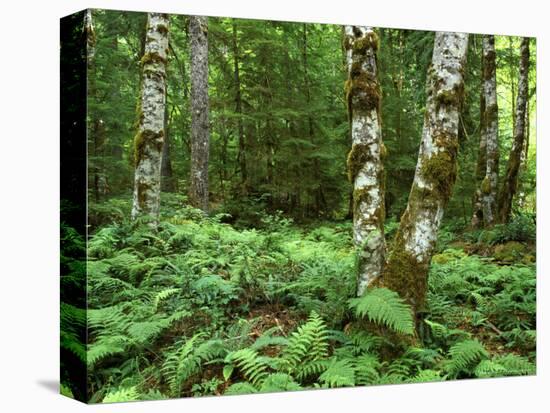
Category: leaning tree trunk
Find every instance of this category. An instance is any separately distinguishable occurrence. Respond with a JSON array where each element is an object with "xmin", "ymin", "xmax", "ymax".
[
  {"xmin": 472, "ymin": 35, "xmax": 499, "ymax": 227},
  {"xmin": 131, "ymin": 13, "xmax": 169, "ymax": 223},
  {"xmin": 344, "ymin": 26, "xmax": 386, "ymax": 296},
  {"xmin": 189, "ymin": 16, "xmax": 210, "ymax": 212},
  {"xmin": 383, "ymin": 32, "xmax": 469, "ymax": 320},
  {"xmin": 497, "ymin": 37, "xmax": 530, "ymax": 223}
]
